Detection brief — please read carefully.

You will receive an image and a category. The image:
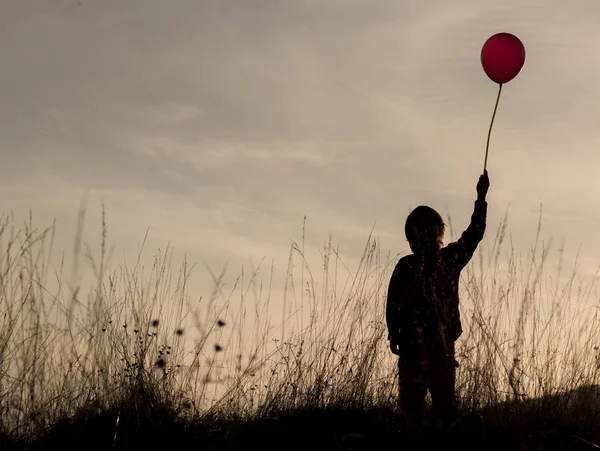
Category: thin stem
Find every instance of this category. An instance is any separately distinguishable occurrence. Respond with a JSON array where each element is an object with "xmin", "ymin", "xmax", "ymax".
[{"xmin": 484, "ymin": 83, "xmax": 503, "ymax": 172}]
